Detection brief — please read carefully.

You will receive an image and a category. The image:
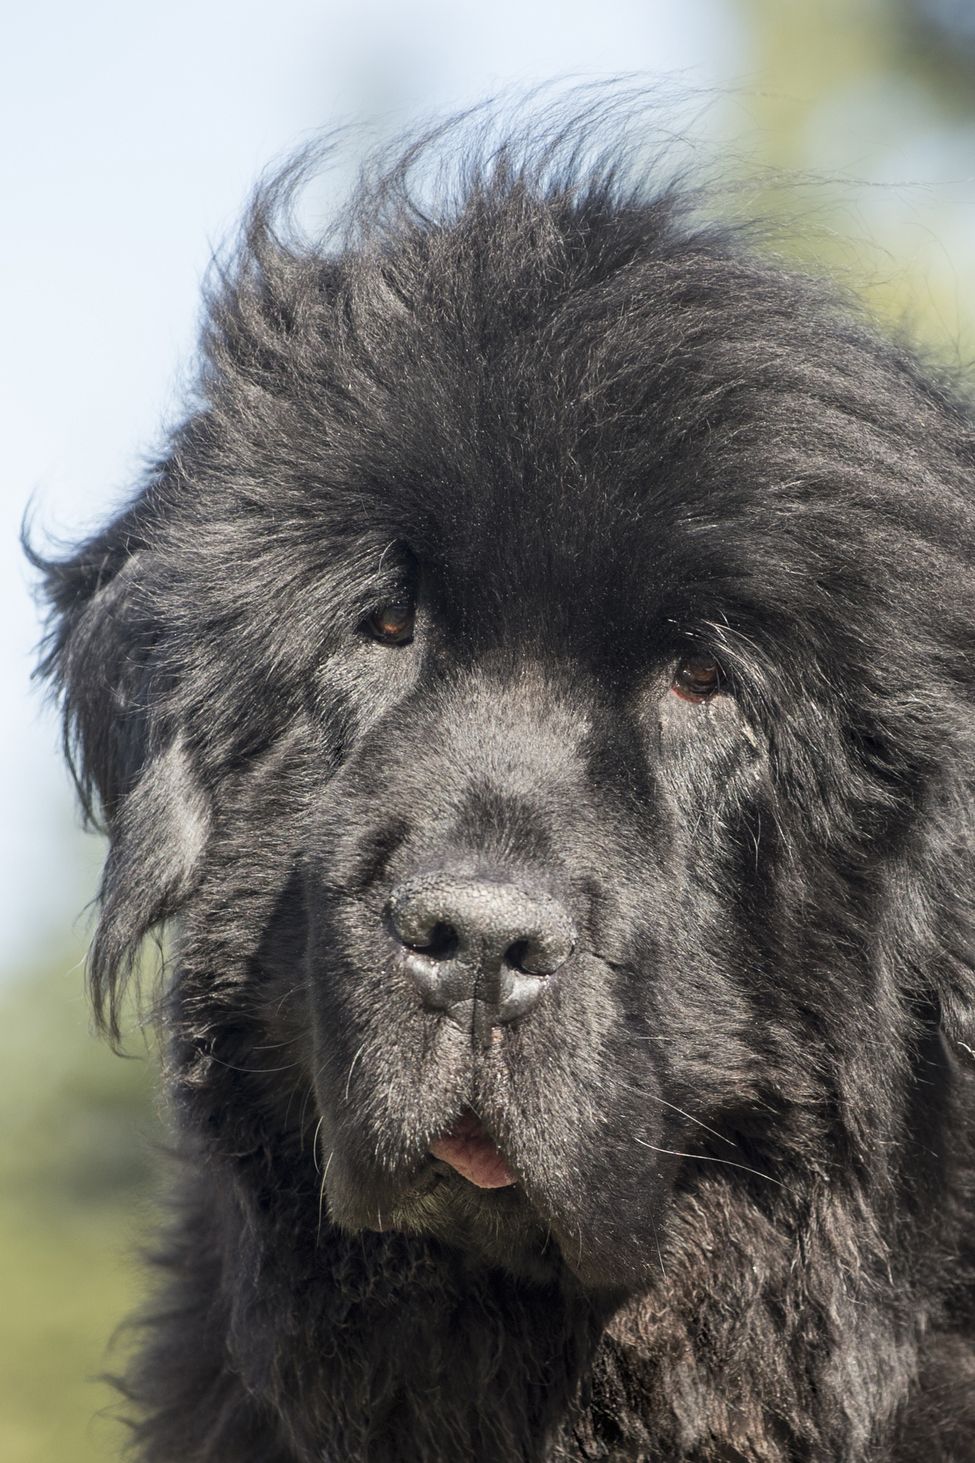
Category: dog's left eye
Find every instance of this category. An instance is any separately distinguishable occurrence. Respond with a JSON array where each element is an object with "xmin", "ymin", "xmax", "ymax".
[
  {"xmin": 365, "ymin": 600, "xmax": 415, "ymax": 645},
  {"xmin": 671, "ymin": 655, "xmax": 724, "ymax": 702}
]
